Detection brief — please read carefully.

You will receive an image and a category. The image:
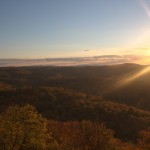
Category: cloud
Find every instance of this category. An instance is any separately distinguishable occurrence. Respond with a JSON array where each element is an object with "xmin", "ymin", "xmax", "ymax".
[
  {"xmin": 84, "ymin": 50, "xmax": 91, "ymax": 51},
  {"xmin": 120, "ymin": 48, "xmax": 150, "ymax": 54},
  {"xmin": 83, "ymin": 49, "xmax": 96, "ymax": 52},
  {"xmin": 135, "ymin": 48, "xmax": 149, "ymax": 51},
  {"xmin": 0, "ymin": 55, "xmax": 149, "ymax": 67}
]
